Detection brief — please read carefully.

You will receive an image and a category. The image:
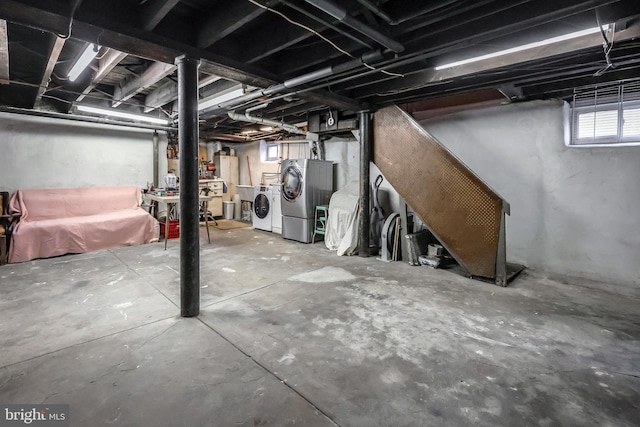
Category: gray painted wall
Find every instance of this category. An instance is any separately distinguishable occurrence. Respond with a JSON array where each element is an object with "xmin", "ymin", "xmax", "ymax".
[
  {"xmin": 0, "ymin": 112, "xmax": 166, "ymax": 194},
  {"xmin": 422, "ymin": 100, "xmax": 640, "ymax": 288}
]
